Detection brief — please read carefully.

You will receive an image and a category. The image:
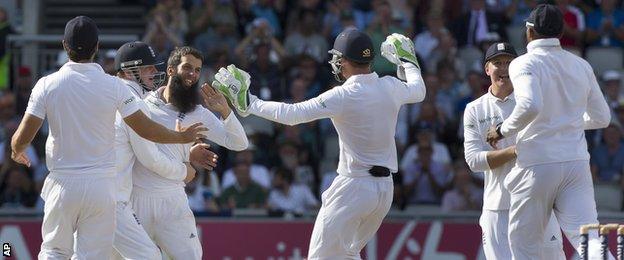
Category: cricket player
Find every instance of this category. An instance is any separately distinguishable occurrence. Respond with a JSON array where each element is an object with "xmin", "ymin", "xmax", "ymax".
[
  {"xmin": 215, "ymin": 29, "xmax": 426, "ymax": 259},
  {"xmin": 111, "ymin": 41, "xmax": 218, "ymax": 259},
  {"xmin": 486, "ymin": 5, "xmax": 612, "ymax": 259},
  {"xmin": 131, "ymin": 46, "xmax": 248, "ymax": 259},
  {"xmin": 9, "ymin": 16, "xmax": 205, "ymax": 259},
  {"xmin": 464, "ymin": 42, "xmax": 564, "ymax": 259}
]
